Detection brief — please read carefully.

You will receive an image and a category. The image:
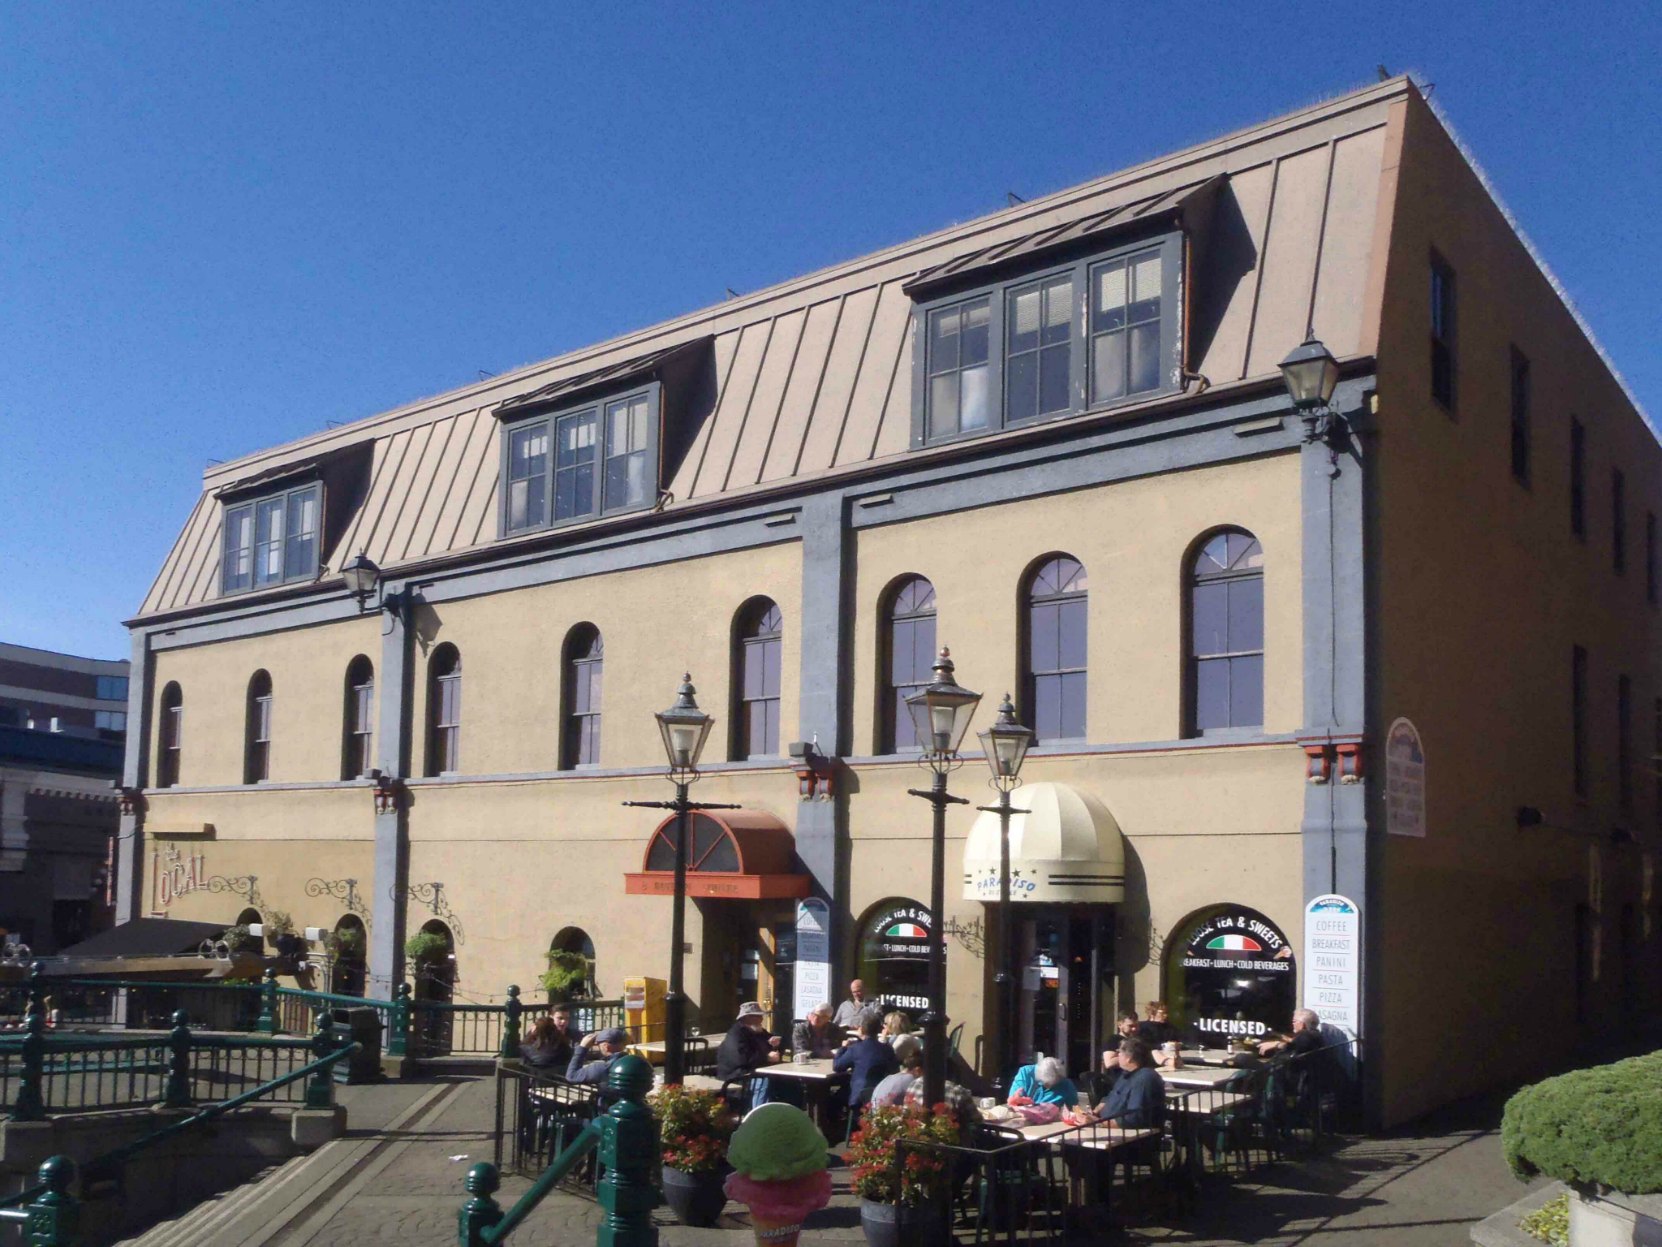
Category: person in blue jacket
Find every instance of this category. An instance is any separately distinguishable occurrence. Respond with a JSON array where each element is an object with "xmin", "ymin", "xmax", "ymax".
[
  {"xmin": 833, "ymin": 1014, "xmax": 899, "ymax": 1115},
  {"xmin": 1007, "ymin": 1056, "xmax": 1080, "ymax": 1108},
  {"xmin": 565, "ymin": 1027, "xmax": 630, "ymax": 1085}
]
